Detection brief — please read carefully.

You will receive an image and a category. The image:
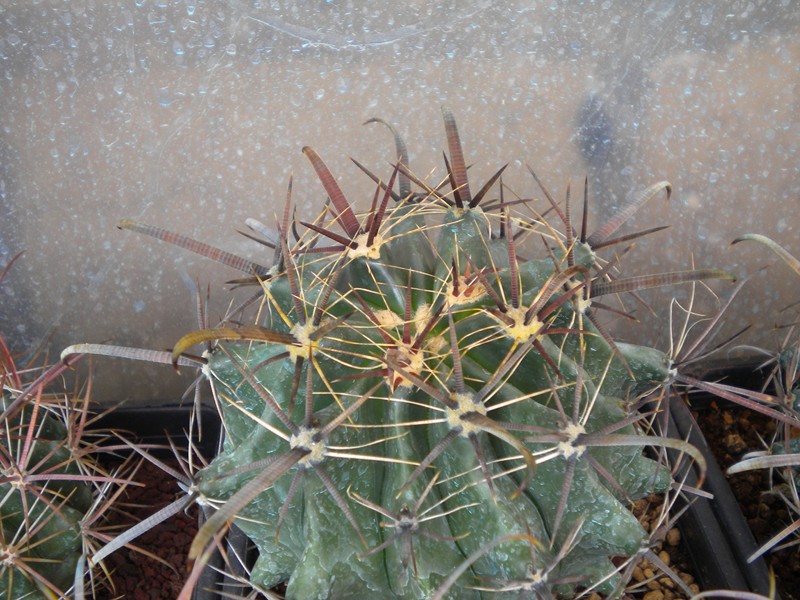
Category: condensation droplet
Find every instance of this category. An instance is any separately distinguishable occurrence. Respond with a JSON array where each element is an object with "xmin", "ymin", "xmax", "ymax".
[{"xmin": 158, "ymin": 88, "xmax": 172, "ymax": 107}]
